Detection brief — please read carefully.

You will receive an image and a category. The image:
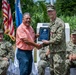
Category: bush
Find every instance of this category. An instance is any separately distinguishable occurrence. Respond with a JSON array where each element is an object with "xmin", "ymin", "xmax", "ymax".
[
  {"xmin": 55, "ymin": 0, "xmax": 76, "ymax": 16},
  {"xmin": 60, "ymin": 15, "xmax": 76, "ymax": 32}
]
